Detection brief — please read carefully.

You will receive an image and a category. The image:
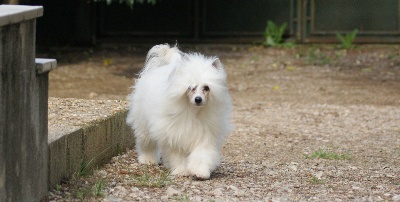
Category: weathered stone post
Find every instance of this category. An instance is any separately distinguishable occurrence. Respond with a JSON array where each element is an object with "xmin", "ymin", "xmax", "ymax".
[{"xmin": 0, "ymin": 5, "xmax": 51, "ymax": 201}]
